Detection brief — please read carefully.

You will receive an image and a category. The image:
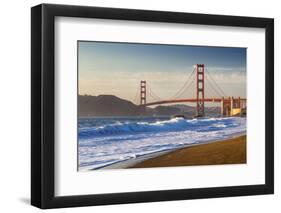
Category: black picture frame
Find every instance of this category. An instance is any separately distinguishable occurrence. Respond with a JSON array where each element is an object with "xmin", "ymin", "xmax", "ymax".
[{"xmin": 31, "ymin": 3, "xmax": 274, "ymax": 209}]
